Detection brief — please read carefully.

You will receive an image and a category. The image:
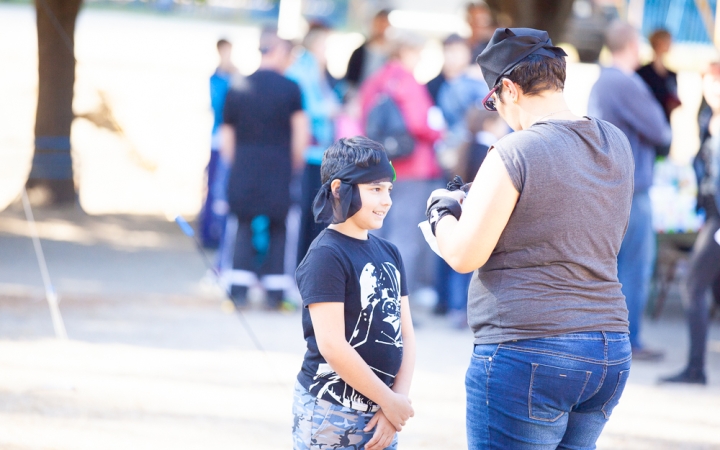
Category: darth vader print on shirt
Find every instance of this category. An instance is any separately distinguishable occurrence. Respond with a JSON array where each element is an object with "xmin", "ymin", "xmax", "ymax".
[{"xmin": 310, "ymin": 261, "xmax": 404, "ymax": 410}]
